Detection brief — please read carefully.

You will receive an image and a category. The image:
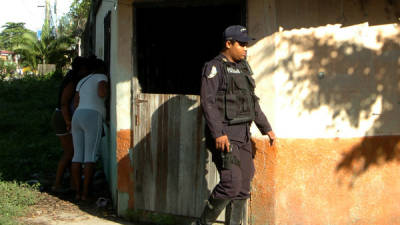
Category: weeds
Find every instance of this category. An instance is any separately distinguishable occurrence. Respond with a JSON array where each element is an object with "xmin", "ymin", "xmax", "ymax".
[
  {"xmin": 0, "ymin": 73, "xmax": 62, "ymax": 224},
  {"xmin": 0, "ymin": 177, "xmax": 41, "ymax": 224}
]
